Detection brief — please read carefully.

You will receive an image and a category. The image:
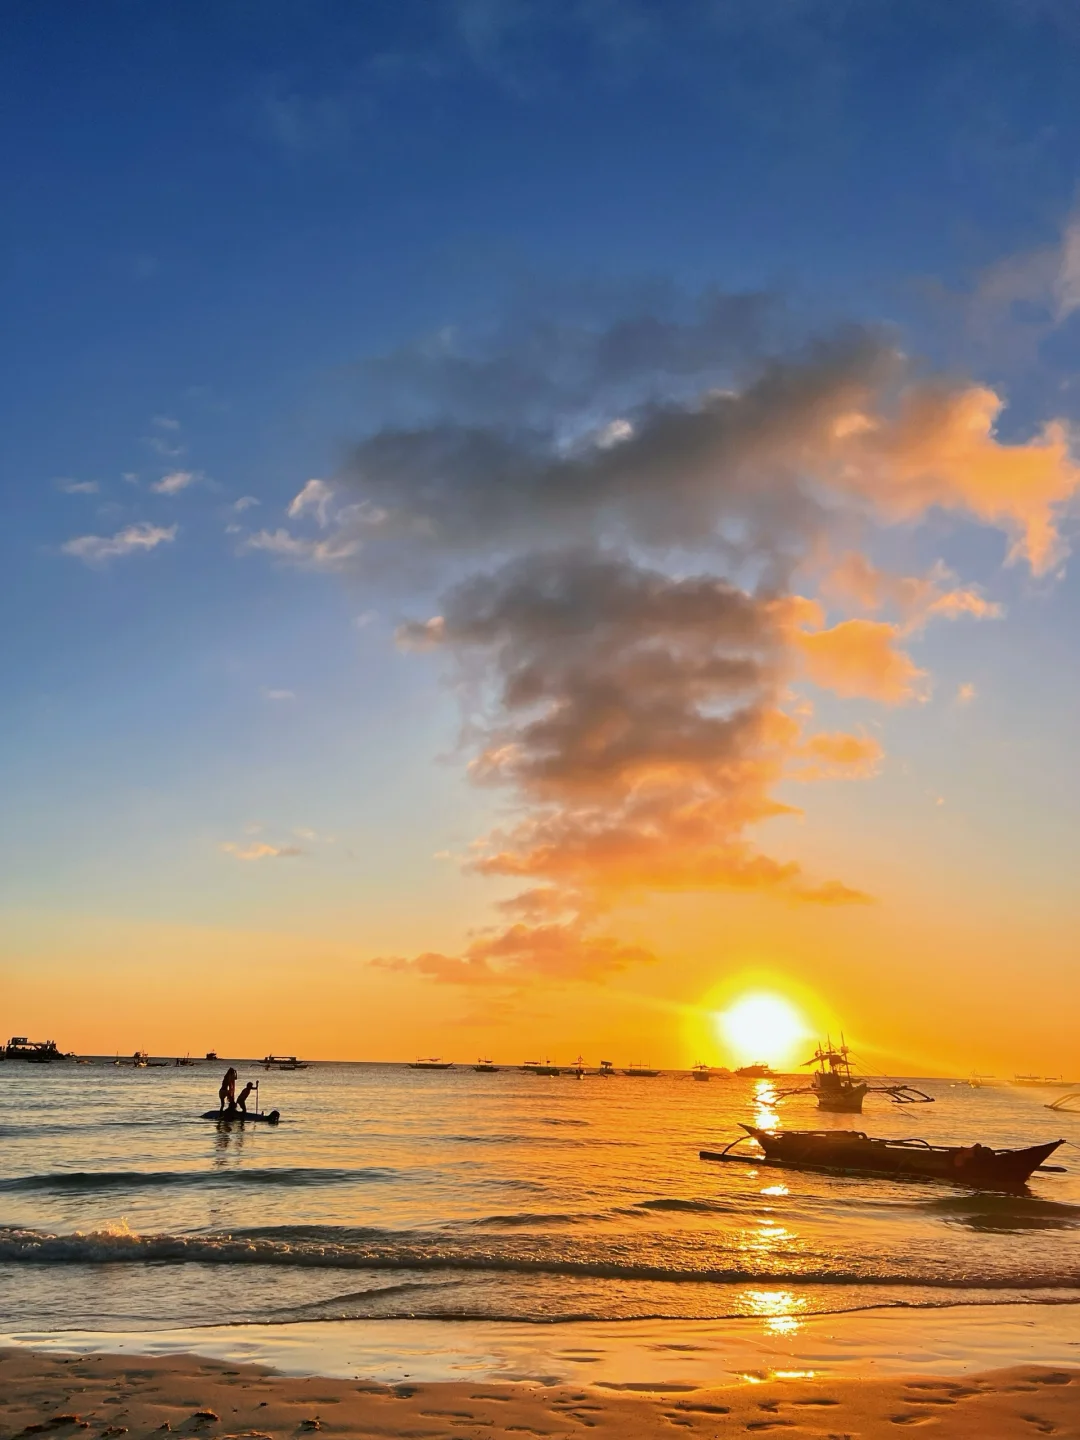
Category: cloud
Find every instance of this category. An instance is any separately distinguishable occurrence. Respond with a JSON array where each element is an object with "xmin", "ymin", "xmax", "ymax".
[
  {"xmin": 396, "ymin": 549, "xmax": 866, "ymax": 919},
  {"xmin": 57, "ymin": 479, "xmax": 99, "ymax": 495},
  {"xmin": 220, "ymin": 841, "xmax": 304, "ymax": 861},
  {"xmin": 61, "ymin": 522, "xmax": 177, "ymax": 565},
  {"xmin": 152, "ymin": 415, "xmax": 181, "ymax": 431},
  {"xmin": 256, "ymin": 294, "xmax": 1079, "ymax": 986},
  {"xmin": 794, "ymin": 616, "xmax": 929, "ymax": 705},
  {"xmin": 240, "ymin": 528, "xmax": 362, "ymax": 570},
  {"xmin": 956, "ymin": 682, "xmax": 978, "ymax": 706},
  {"xmin": 373, "ymin": 918, "xmax": 658, "ymax": 987},
  {"xmin": 233, "ymin": 495, "xmax": 260, "ymax": 512},
  {"xmin": 793, "ymin": 729, "xmax": 884, "ymax": 781},
  {"xmin": 287, "ymin": 478, "xmax": 336, "ymax": 526},
  {"xmin": 151, "ymin": 470, "xmax": 197, "ymax": 496},
  {"xmin": 262, "ymin": 688, "xmax": 296, "ymax": 701},
  {"xmin": 820, "ymin": 553, "xmax": 1003, "ymax": 629},
  {"xmin": 341, "ymin": 332, "xmax": 1080, "ymax": 579}
]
